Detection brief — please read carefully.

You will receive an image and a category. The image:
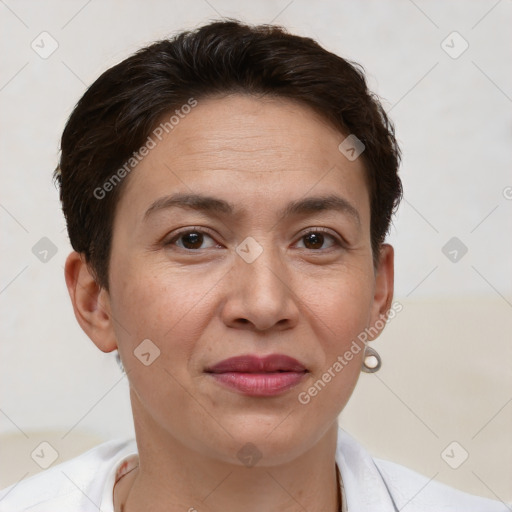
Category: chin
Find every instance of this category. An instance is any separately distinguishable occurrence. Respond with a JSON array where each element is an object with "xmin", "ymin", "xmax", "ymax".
[{"xmin": 203, "ymin": 414, "xmax": 323, "ymax": 467}]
